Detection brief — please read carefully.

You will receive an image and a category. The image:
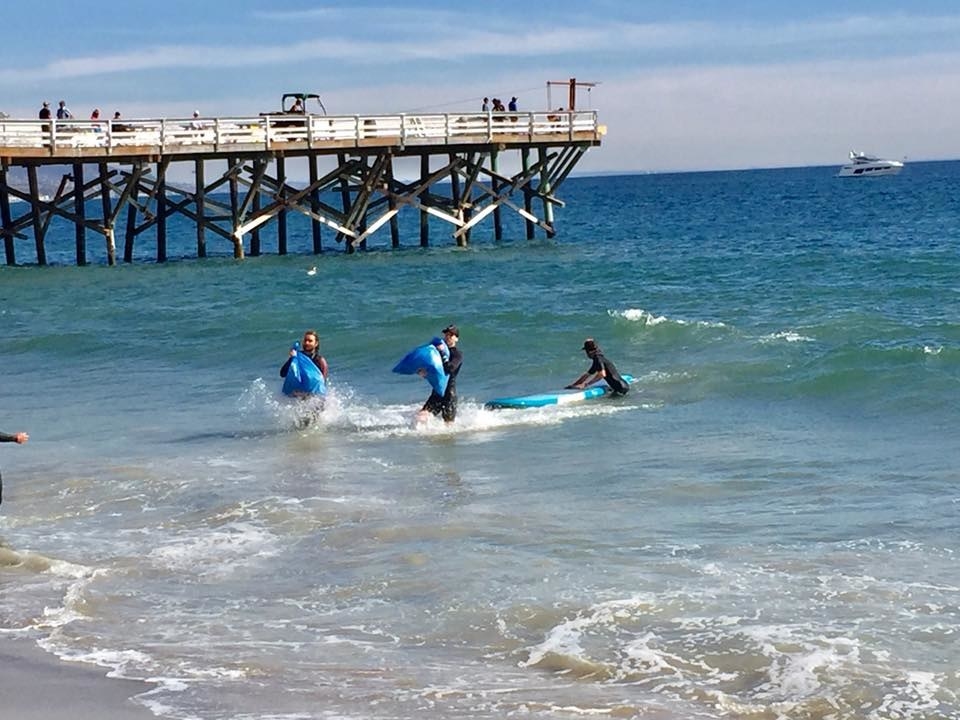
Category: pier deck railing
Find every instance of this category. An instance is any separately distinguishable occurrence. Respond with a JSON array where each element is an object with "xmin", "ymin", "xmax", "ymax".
[{"xmin": 0, "ymin": 111, "xmax": 602, "ymax": 158}]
